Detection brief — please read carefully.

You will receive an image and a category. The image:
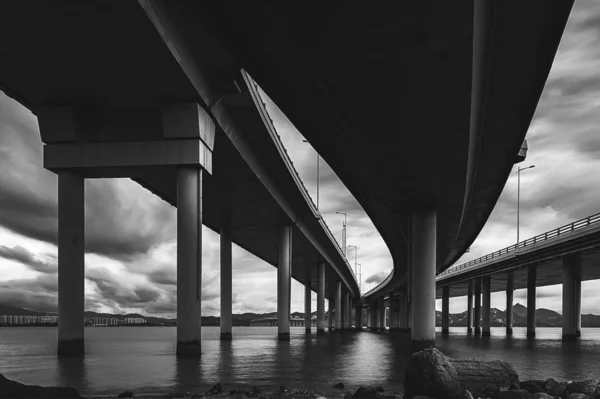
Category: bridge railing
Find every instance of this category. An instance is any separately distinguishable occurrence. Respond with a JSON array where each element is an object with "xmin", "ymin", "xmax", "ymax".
[
  {"xmin": 437, "ymin": 212, "xmax": 600, "ymax": 279},
  {"xmin": 246, "ymin": 73, "xmax": 357, "ymax": 283}
]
